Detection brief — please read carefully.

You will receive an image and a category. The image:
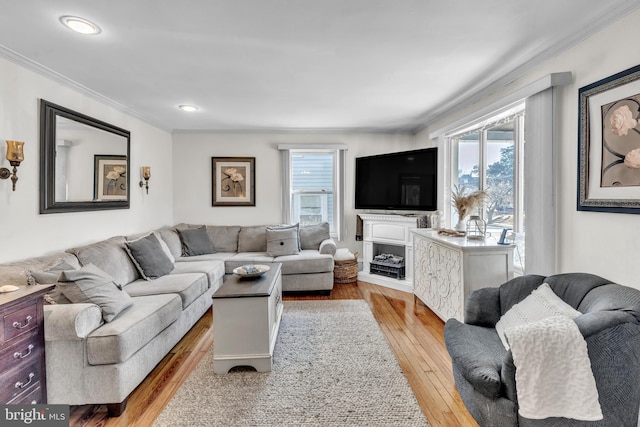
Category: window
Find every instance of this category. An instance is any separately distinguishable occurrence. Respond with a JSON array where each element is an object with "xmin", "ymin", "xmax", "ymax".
[
  {"xmin": 449, "ymin": 104, "xmax": 525, "ymax": 270},
  {"xmin": 291, "ymin": 152, "xmax": 335, "ymax": 229},
  {"xmin": 279, "ymin": 144, "xmax": 346, "ymax": 240}
]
